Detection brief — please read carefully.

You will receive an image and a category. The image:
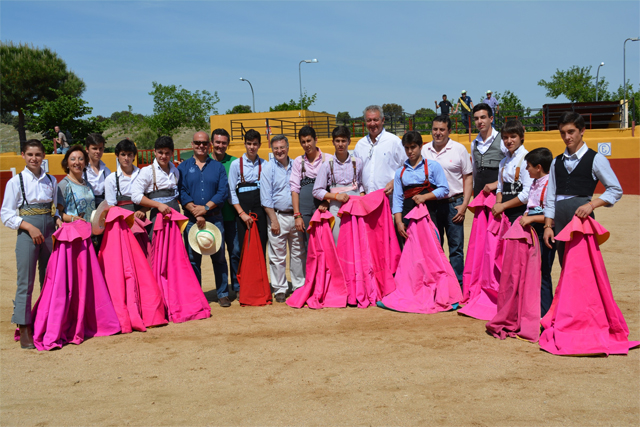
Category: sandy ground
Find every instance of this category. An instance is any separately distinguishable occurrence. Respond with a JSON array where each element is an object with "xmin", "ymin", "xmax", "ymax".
[{"xmin": 1, "ymin": 197, "xmax": 638, "ymax": 426}]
